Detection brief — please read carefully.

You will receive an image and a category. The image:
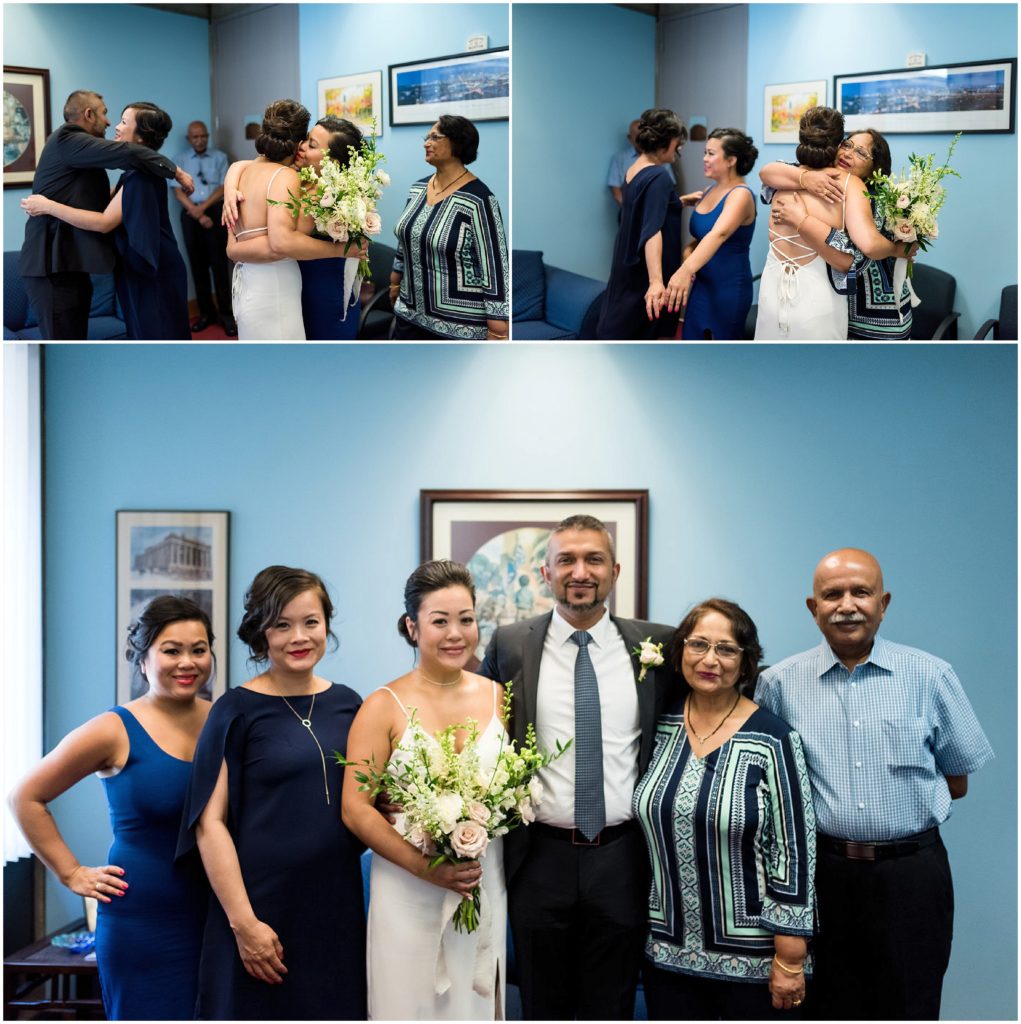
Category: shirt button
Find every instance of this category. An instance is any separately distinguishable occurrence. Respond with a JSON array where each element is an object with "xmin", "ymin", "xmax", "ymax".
[
  {"xmin": 851, "ymin": 682, "xmax": 857, "ymax": 688},
  {"xmin": 853, "ymin": 720, "xmax": 860, "ymax": 727},
  {"xmin": 855, "ymin": 761, "xmax": 862, "ymax": 768},
  {"xmin": 858, "ymin": 801, "xmax": 865, "ymax": 809}
]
